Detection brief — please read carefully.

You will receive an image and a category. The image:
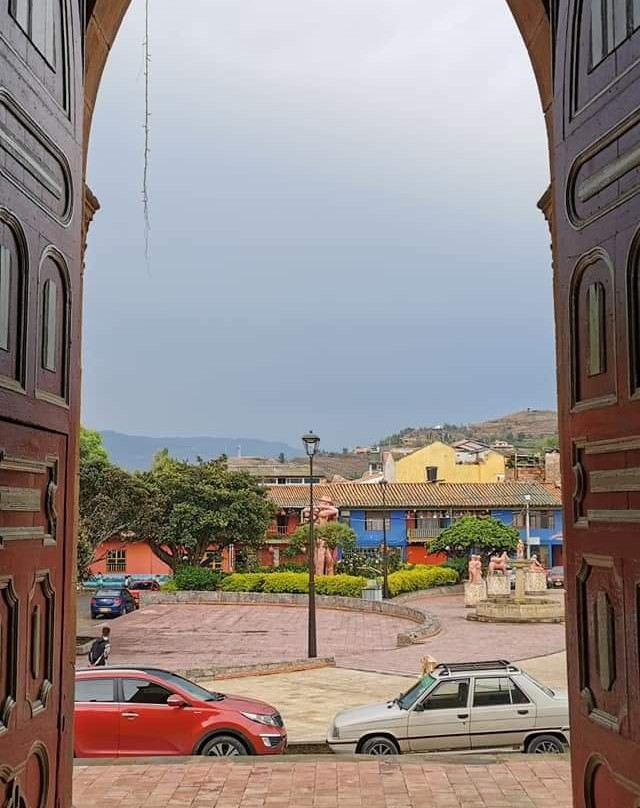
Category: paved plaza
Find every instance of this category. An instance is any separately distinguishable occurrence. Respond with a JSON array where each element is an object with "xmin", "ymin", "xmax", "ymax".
[
  {"xmin": 72, "ymin": 757, "xmax": 572, "ymax": 808},
  {"xmin": 96, "ymin": 591, "xmax": 566, "ymax": 675}
]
